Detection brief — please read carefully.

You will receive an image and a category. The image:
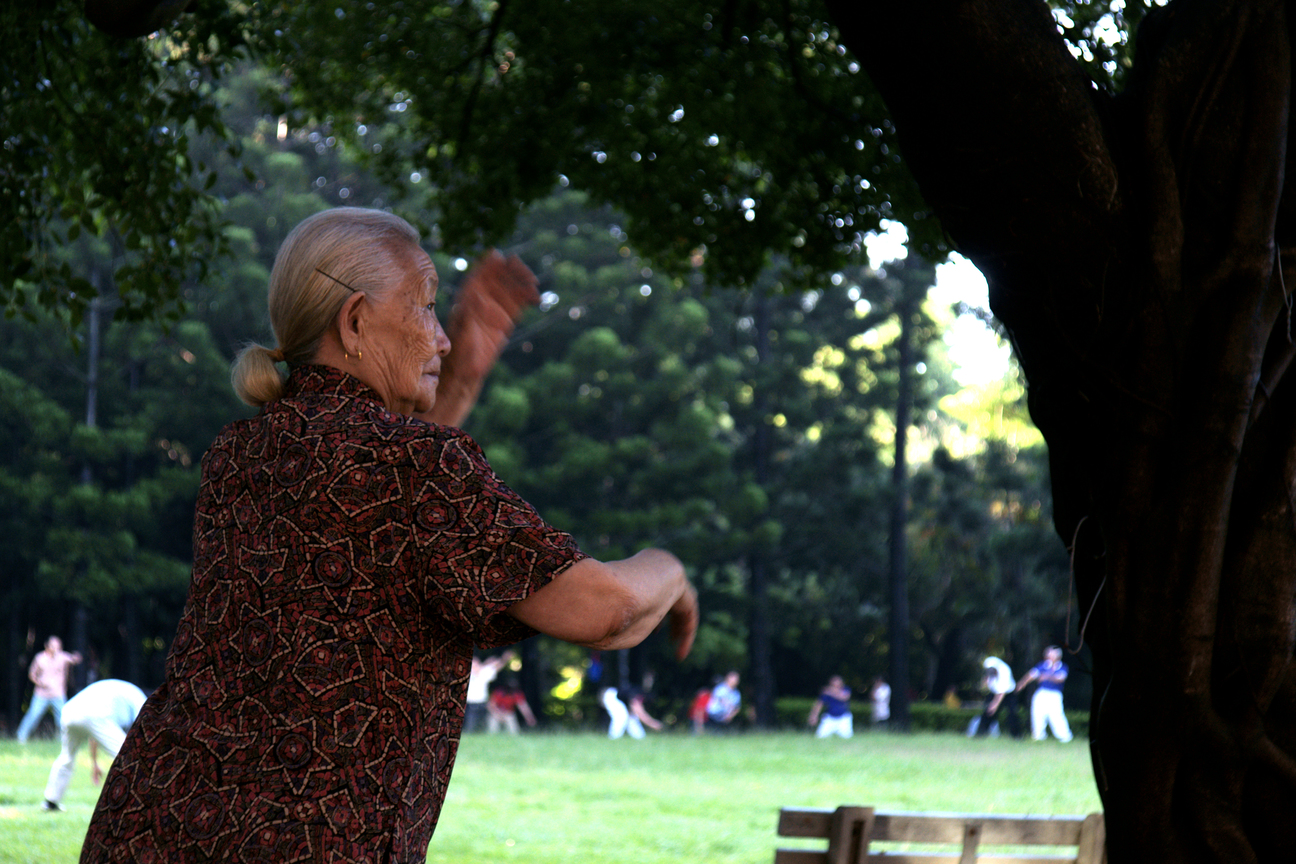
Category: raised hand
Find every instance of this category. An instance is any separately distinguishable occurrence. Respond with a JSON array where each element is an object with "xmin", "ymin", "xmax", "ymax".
[{"xmin": 421, "ymin": 250, "xmax": 539, "ymax": 427}]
